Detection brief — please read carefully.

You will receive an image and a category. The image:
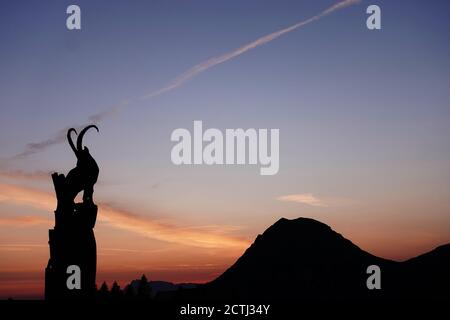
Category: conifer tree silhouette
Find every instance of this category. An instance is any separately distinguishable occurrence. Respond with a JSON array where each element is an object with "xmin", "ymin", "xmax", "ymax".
[
  {"xmin": 137, "ymin": 274, "xmax": 152, "ymax": 299},
  {"xmin": 110, "ymin": 281, "xmax": 123, "ymax": 300}
]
